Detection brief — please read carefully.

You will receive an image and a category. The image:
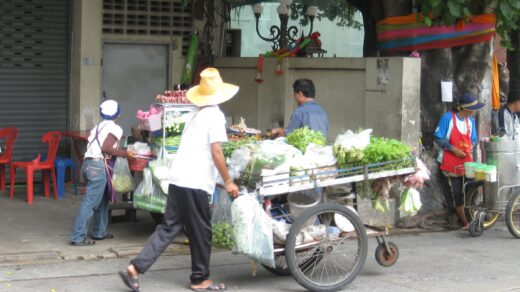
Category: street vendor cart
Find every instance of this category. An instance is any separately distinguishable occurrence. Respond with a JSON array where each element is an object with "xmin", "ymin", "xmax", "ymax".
[
  {"xmin": 246, "ymin": 155, "xmax": 416, "ymax": 291},
  {"xmin": 463, "ymin": 138, "xmax": 520, "ymax": 238}
]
